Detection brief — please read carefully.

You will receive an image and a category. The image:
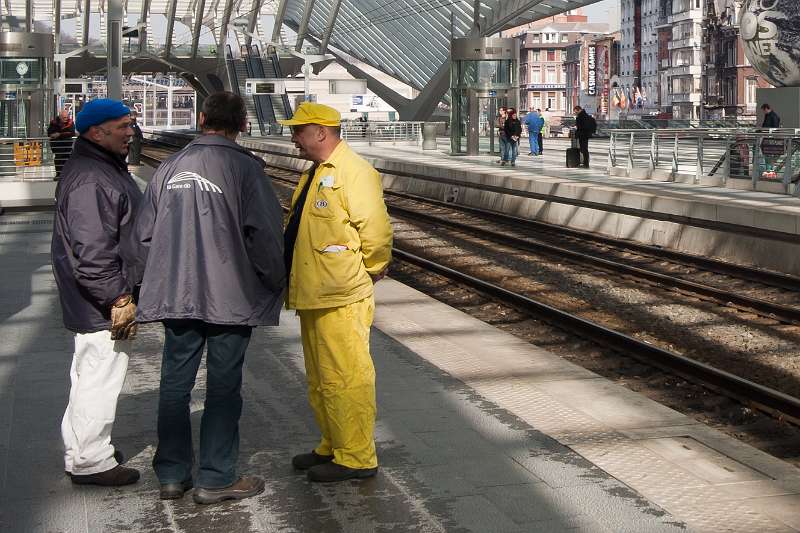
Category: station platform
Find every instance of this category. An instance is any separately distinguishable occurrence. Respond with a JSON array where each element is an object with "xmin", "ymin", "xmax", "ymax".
[
  {"xmin": 3, "ymin": 207, "xmax": 800, "ymax": 532},
  {"xmin": 237, "ymin": 135, "xmax": 800, "ymax": 277}
]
